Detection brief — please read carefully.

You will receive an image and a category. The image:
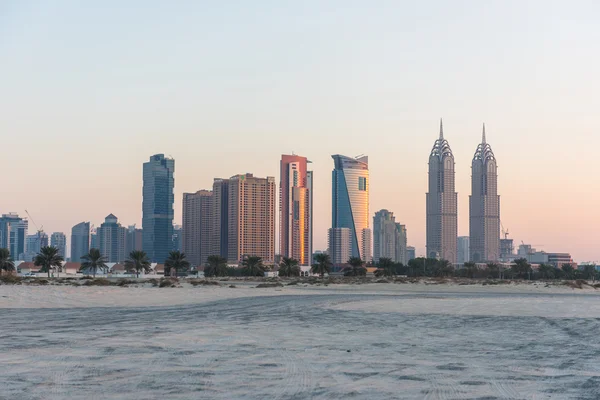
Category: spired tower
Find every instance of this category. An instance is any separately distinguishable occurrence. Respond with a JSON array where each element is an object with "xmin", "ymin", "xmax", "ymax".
[
  {"xmin": 426, "ymin": 119, "xmax": 458, "ymax": 263},
  {"xmin": 469, "ymin": 124, "xmax": 500, "ymax": 262}
]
